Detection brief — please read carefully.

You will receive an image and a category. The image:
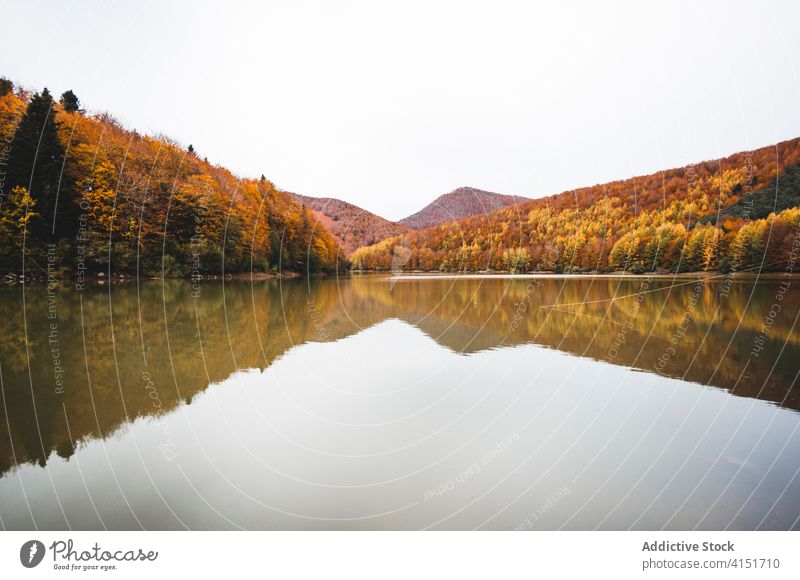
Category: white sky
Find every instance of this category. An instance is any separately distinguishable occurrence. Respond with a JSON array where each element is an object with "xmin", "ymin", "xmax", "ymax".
[{"xmin": 2, "ymin": 0, "xmax": 799, "ymax": 221}]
